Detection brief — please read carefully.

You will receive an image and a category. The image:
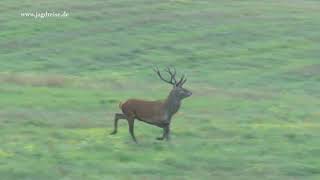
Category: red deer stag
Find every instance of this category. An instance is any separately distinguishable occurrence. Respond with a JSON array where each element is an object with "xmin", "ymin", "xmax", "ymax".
[{"xmin": 110, "ymin": 67, "xmax": 192, "ymax": 142}]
